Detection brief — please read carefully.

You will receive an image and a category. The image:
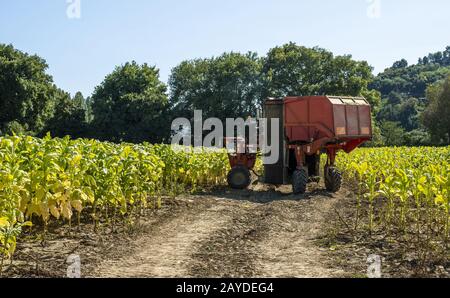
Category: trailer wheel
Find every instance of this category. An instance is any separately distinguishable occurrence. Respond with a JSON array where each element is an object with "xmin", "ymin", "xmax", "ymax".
[
  {"xmin": 227, "ymin": 166, "xmax": 251, "ymax": 190},
  {"xmin": 292, "ymin": 169, "xmax": 308, "ymax": 195},
  {"xmin": 325, "ymin": 167, "xmax": 342, "ymax": 193}
]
